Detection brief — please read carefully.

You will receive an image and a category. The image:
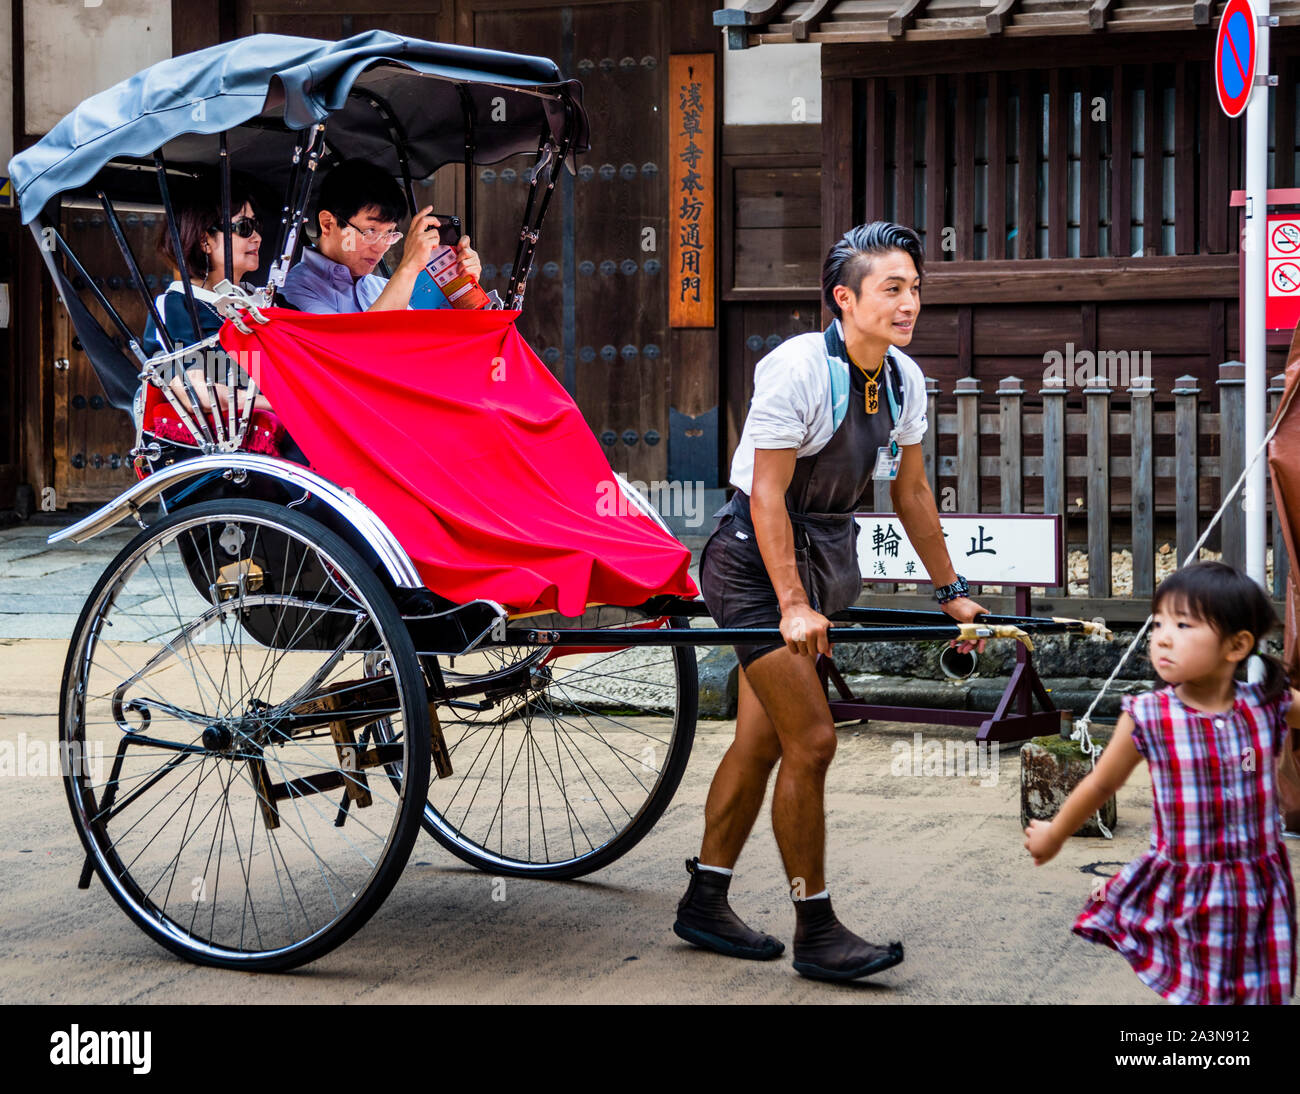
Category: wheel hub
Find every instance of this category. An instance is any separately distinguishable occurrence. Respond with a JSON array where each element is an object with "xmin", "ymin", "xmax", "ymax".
[{"xmin": 201, "ymin": 723, "xmax": 234, "ymax": 752}]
